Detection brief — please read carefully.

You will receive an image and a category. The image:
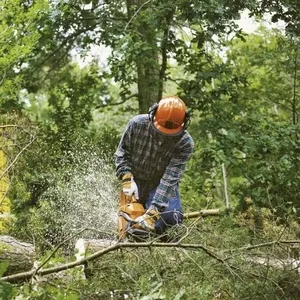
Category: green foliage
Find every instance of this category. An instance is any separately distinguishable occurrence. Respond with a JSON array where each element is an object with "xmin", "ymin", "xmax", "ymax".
[
  {"xmin": 89, "ymin": 125, "xmax": 120, "ymax": 164},
  {"xmin": 0, "ymin": 281, "xmax": 15, "ymax": 300},
  {"xmin": 3, "ymin": 1, "xmax": 300, "ymax": 299},
  {"xmin": 74, "ymin": 215, "xmax": 300, "ymax": 299},
  {"xmin": 18, "ymin": 282, "xmax": 79, "ymax": 300},
  {"xmin": 9, "ymin": 132, "xmax": 119, "ymax": 248},
  {"xmin": 259, "ymin": 0, "xmax": 300, "ymax": 35},
  {"xmin": 0, "ymin": 262, "xmax": 15, "ymax": 299},
  {"xmin": 188, "ymin": 115, "xmax": 300, "ymax": 213},
  {"xmin": 179, "ymin": 28, "xmax": 300, "ymax": 220},
  {"xmin": 25, "ymin": 62, "xmax": 110, "ymax": 135},
  {"xmin": 0, "ymin": 0, "xmax": 49, "ymax": 111}
]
